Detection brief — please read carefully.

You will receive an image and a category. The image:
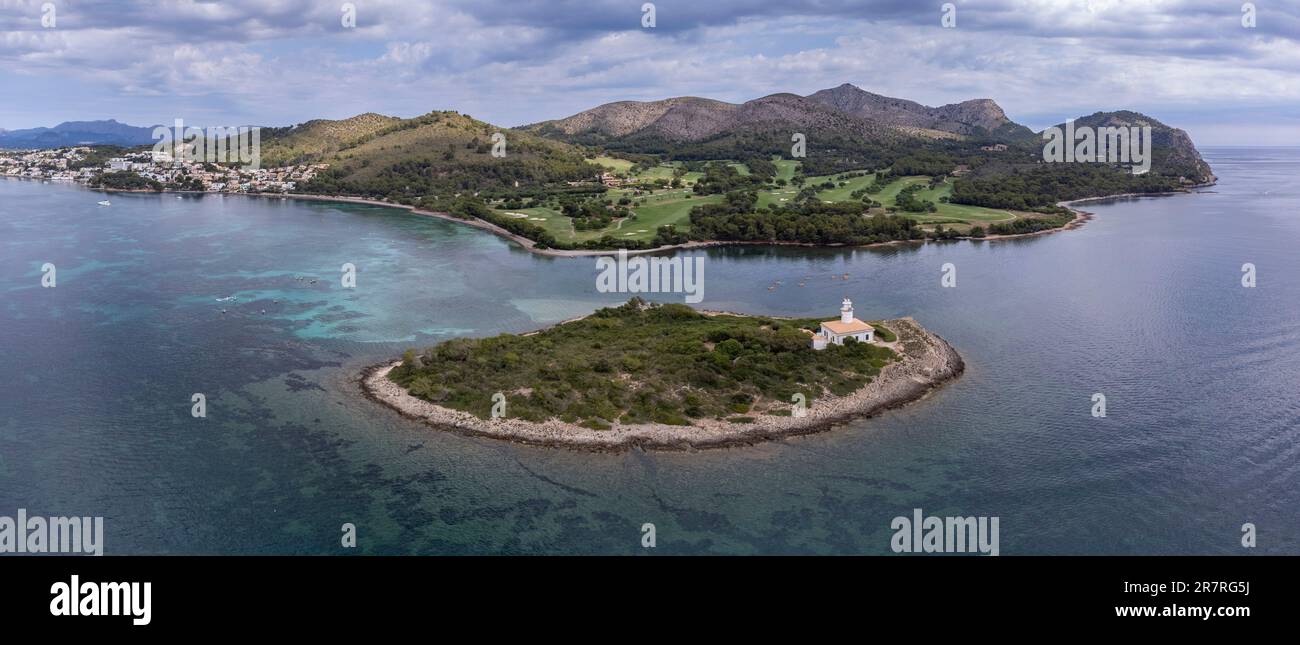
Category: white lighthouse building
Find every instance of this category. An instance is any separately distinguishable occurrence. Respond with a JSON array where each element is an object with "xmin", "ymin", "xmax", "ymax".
[{"xmin": 809, "ymin": 298, "xmax": 875, "ymax": 350}]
